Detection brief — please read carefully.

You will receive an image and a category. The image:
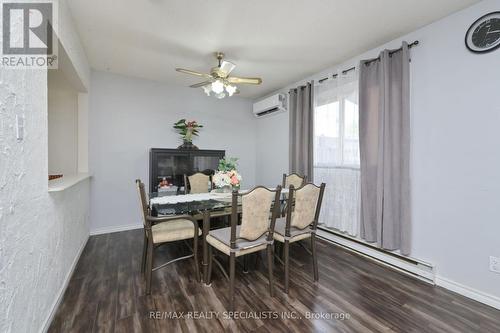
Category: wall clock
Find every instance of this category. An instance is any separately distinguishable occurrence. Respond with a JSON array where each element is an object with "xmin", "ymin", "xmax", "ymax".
[{"xmin": 465, "ymin": 11, "xmax": 500, "ymax": 53}]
